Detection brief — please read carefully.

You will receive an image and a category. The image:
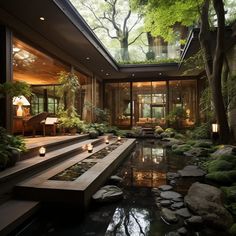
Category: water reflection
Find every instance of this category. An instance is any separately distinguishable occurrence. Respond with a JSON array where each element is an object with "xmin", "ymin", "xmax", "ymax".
[
  {"xmin": 119, "ymin": 140, "xmax": 188, "ymax": 188},
  {"xmin": 105, "ymin": 207, "xmax": 150, "ymax": 236},
  {"xmin": 15, "ymin": 139, "xmax": 195, "ymax": 236}
]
